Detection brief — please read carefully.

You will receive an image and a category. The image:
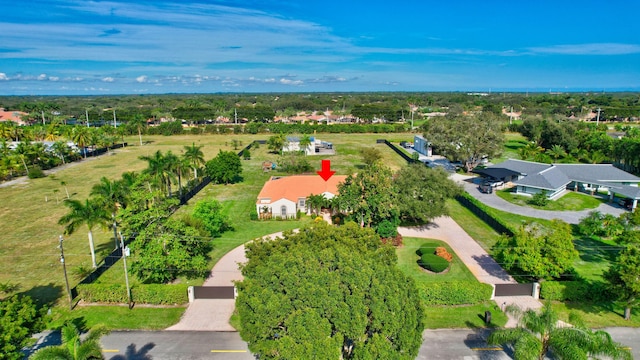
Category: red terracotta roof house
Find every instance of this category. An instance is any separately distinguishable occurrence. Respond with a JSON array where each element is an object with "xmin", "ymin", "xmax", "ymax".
[
  {"xmin": 256, "ymin": 175, "xmax": 347, "ymax": 218},
  {"xmin": 0, "ymin": 108, "xmax": 28, "ymax": 125}
]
